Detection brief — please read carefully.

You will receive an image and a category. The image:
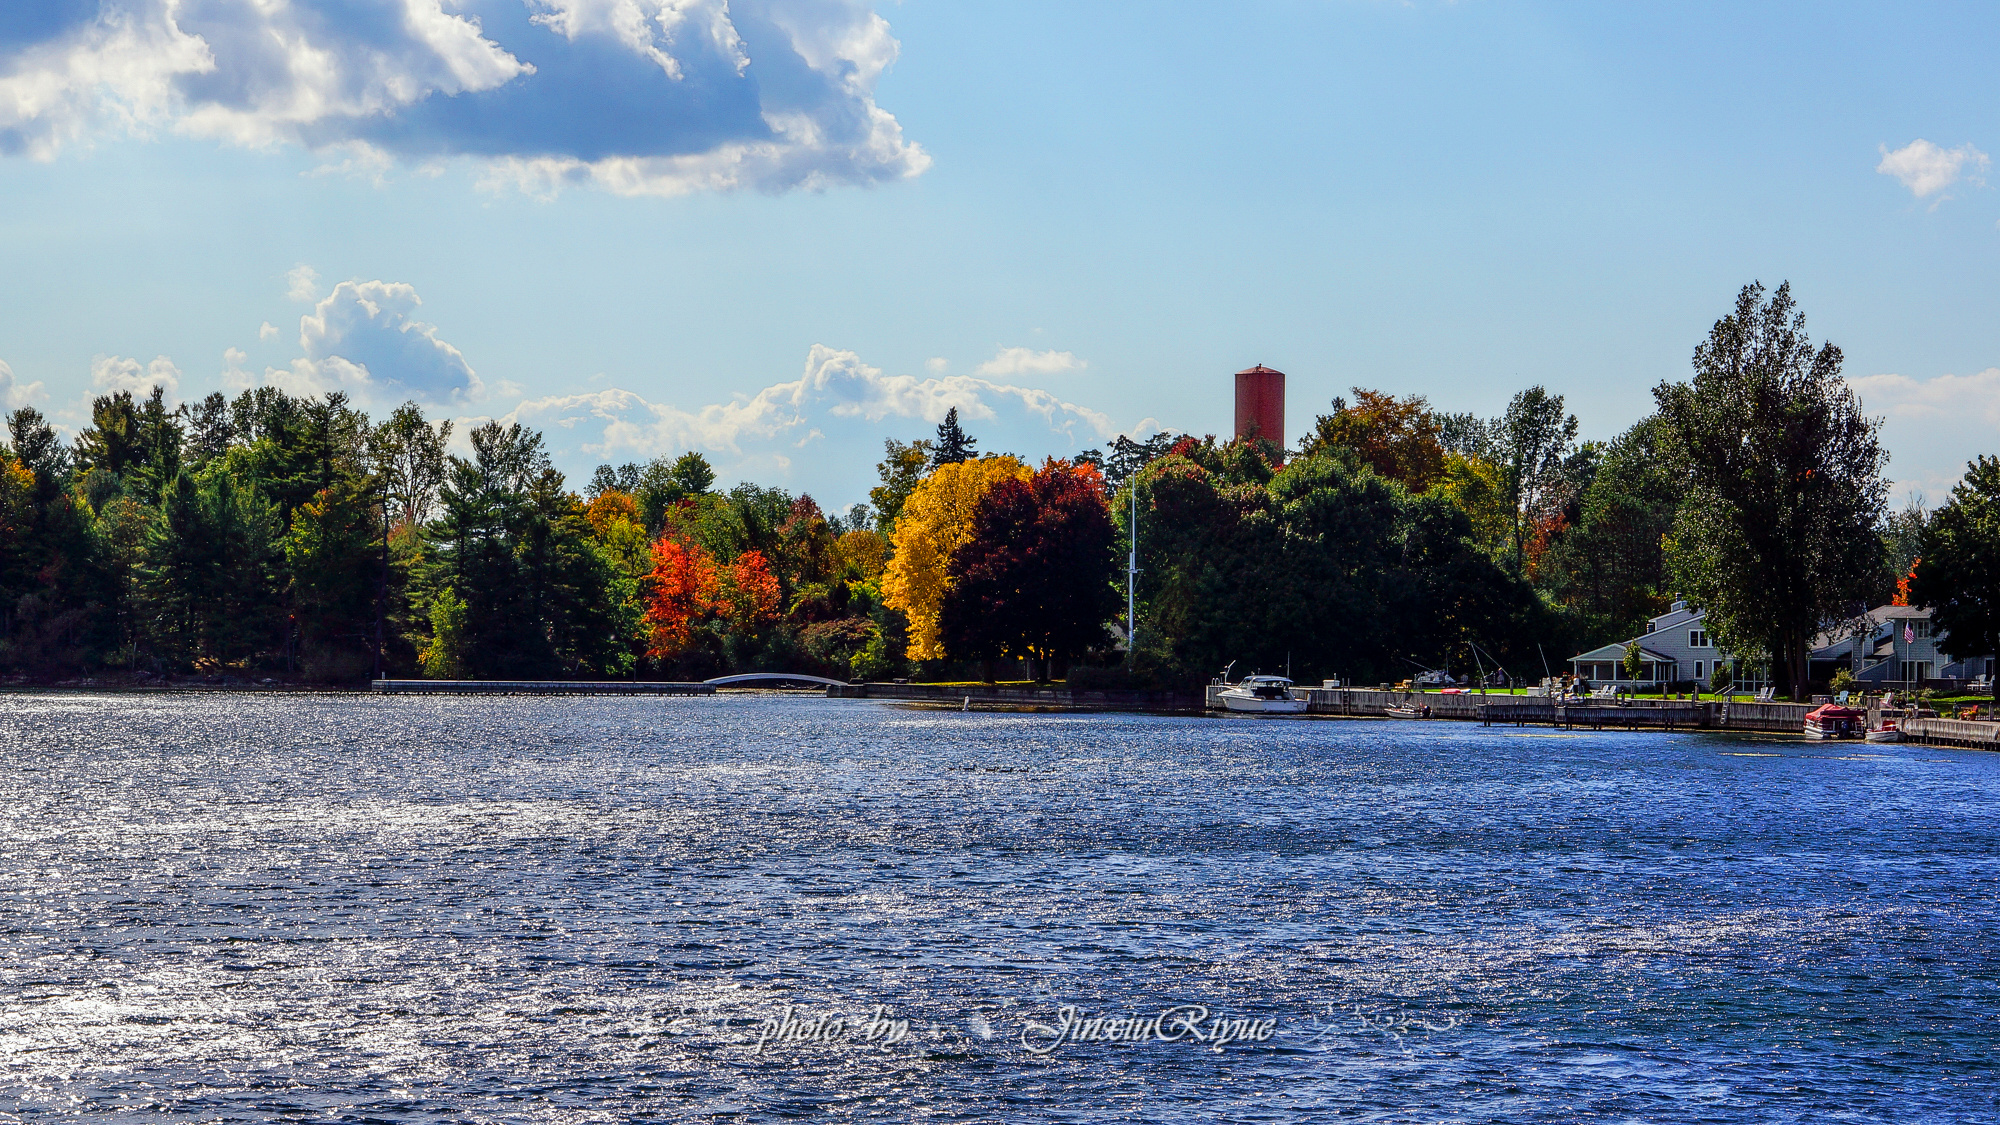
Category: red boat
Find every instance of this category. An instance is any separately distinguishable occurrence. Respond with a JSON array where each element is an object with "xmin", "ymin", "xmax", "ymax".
[{"xmin": 1803, "ymin": 704, "xmax": 1865, "ymax": 741}]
